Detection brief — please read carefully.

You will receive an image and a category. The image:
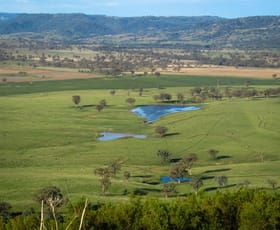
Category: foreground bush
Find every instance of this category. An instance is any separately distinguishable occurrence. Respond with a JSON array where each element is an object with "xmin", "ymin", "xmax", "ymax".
[{"xmin": 0, "ymin": 189, "xmax": 279, "ymax": 230}]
